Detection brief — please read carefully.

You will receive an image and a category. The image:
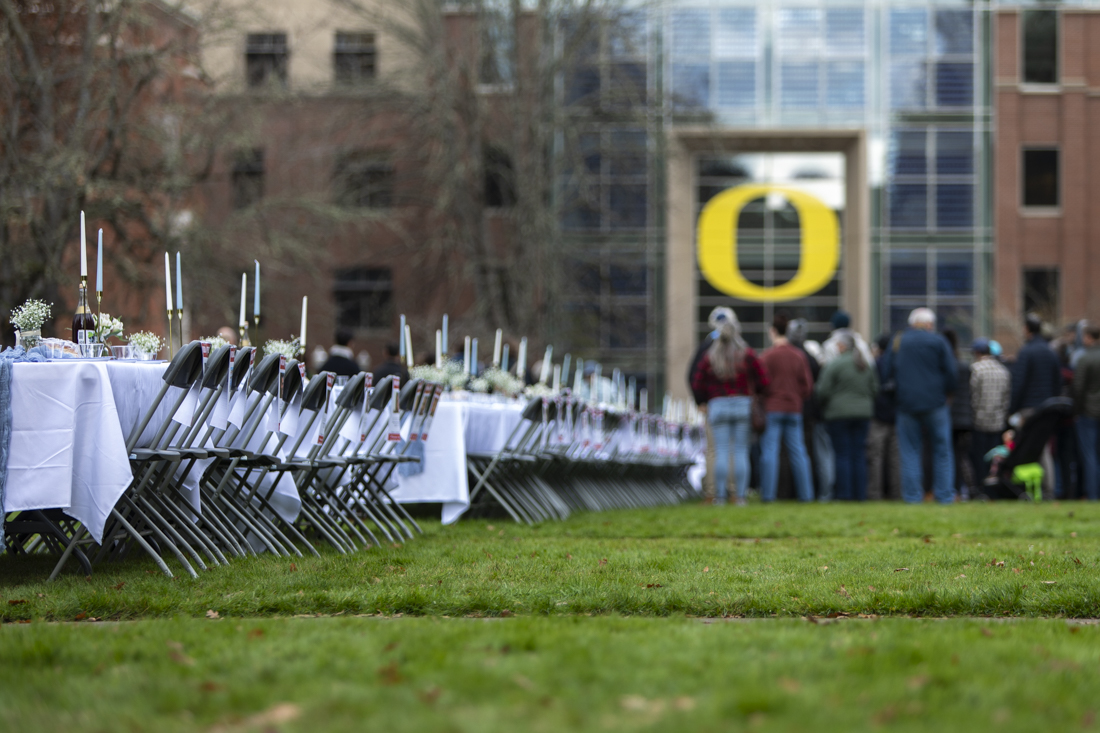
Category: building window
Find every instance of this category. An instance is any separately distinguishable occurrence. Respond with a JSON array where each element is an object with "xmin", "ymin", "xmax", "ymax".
[
  {"xmin": 1022, "ymin": 10, "xmax": 1057, "ymax": 85},
  {"xmin": 484, "ymin": 148, "xmax": 515, "ymax": 208},
  {"xmin": 246, "ymin": 33, "xmax": 288, "ymax": 89},
  {"xmin": 887, "ymin": 127, "xmax": 975, "ymax": 230},
  {"xmin": 1023, "ymin": 148, "xmax": 1059, "ymax": 208},
  {"xmin": 889, "ymin": 9, "xmax": 974, "ymax": 110},
  {"xmin": 231, "ymin": 149, "xmax": 264, "ymax": 210},
  {"xmin": 334, "ymin": 153, "xmax": 394, "ymax": 208},
  {"xmin": 1023, "ymin": 268, "xmax": 1059, "ymax": 324},
  {"xmin": 334, "ymin": 32, "xmax": 376, "ymax": 84},
  {"xmin": 334, "ymin": 267, "xmax": 392, "ymax": 330},
  {"xmin": 564, "ymin": 258, "xmax": 649, "ymax": 351}
]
